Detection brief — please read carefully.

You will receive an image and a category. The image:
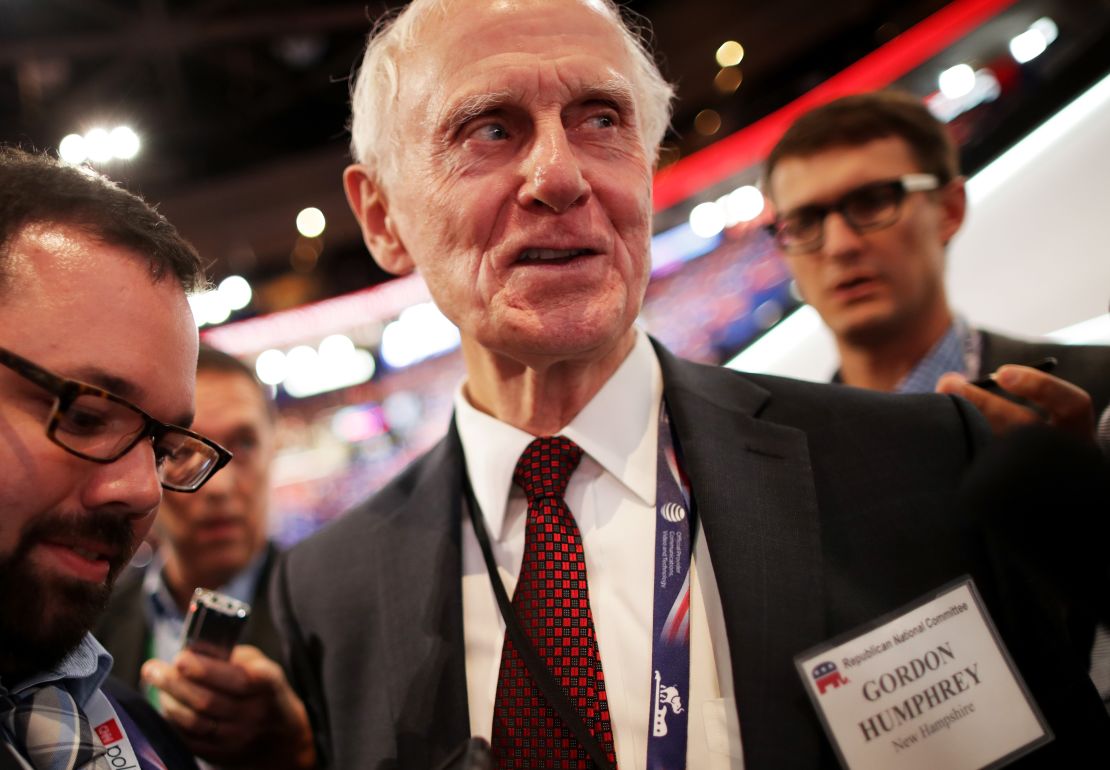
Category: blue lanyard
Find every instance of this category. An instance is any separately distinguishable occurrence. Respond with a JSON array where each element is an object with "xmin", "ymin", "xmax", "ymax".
[
  {"xmin": 646, "ymin": 403, "xmax": 693, "ymax": 770},
  {"xmin": 460, "ymin": 401, "xmax": 695, "ymax": 769}
]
